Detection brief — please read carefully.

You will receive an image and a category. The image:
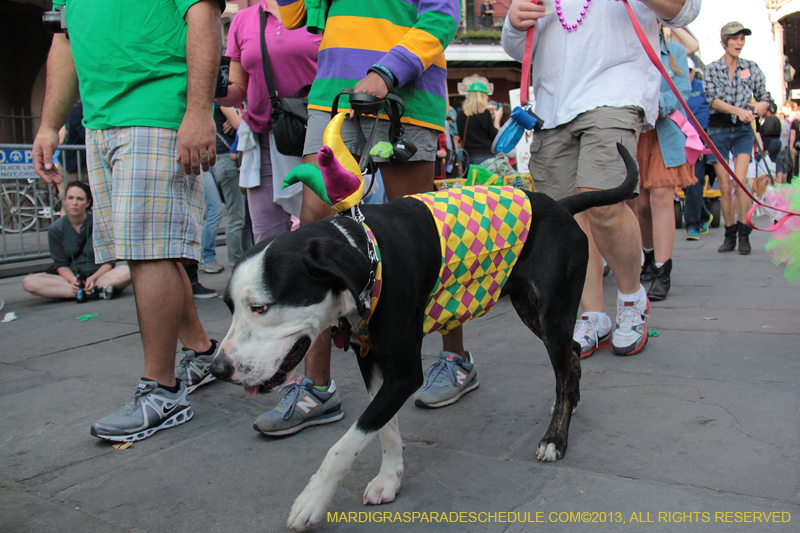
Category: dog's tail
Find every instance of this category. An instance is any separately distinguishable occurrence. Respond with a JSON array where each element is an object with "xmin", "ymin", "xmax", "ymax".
[{"xmin": 558, "ymin": 143, "xmax": 639, "ymax": 216}]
